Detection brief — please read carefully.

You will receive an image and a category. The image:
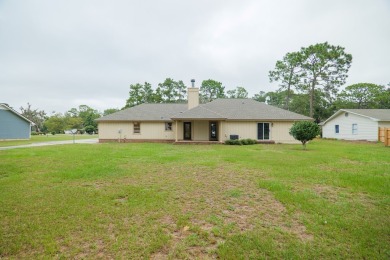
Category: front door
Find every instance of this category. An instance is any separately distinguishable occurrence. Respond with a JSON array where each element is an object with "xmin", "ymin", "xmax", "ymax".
[
  {"xmin": 257, "ymin": 123, "xmax": 270, "ymax": 140},
  {"xmin": 209, "ymin": 121, "xmax": 218, "ymax": 141},
  {"xmin": 183, "ymin": 122, "xmax": 192, "ymax": 140}
]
